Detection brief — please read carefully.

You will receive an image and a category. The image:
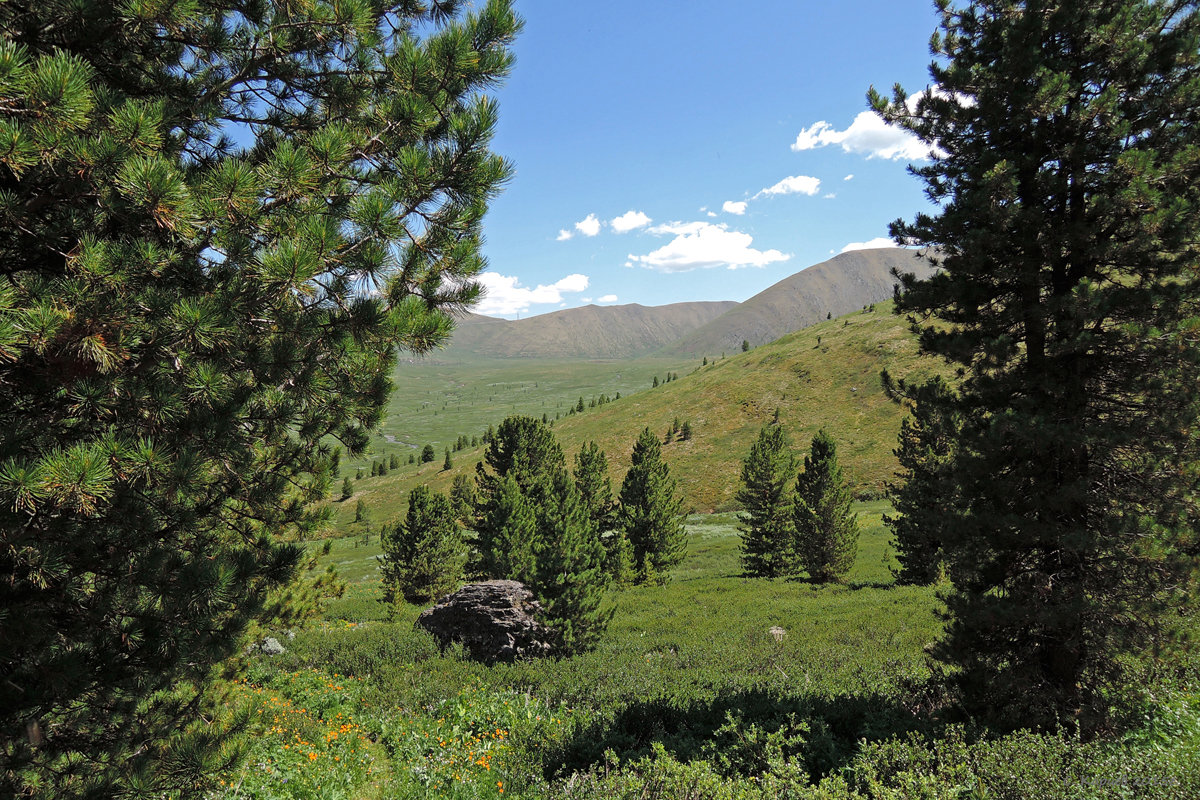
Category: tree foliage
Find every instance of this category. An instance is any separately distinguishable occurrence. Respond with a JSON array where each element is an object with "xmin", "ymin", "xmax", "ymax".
[
  {"xmin": 882, "ymin": 373, "xmax": 959, "ymax": 585},
  {"xmin": 874, "ymin": 0, "xmax": 1200, "ymax": 729},
  {"xmin": 380, "ymin": 486, "xmax": 466, "ymax": 607},
  {"xmin": 619, "ymin": 427, "xmax": 687, "ymax": 584},
  {"xmin": 530, "ymin": 471, "xmax": 612, "ymax": 655},
  {"xmin": 0, "ymin": 0, "xmax": 519, "ymax": 793},
  {"xmin": 792, "ymin": 431, "xmax": 858, "ymax": 583},
  {"xmin": 736, "ymin": 424, "xmax": 796, "ymax": 578},
  {"xmin": 574, "ymin": 440, "xmax": 630, "ymax": 584}
]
